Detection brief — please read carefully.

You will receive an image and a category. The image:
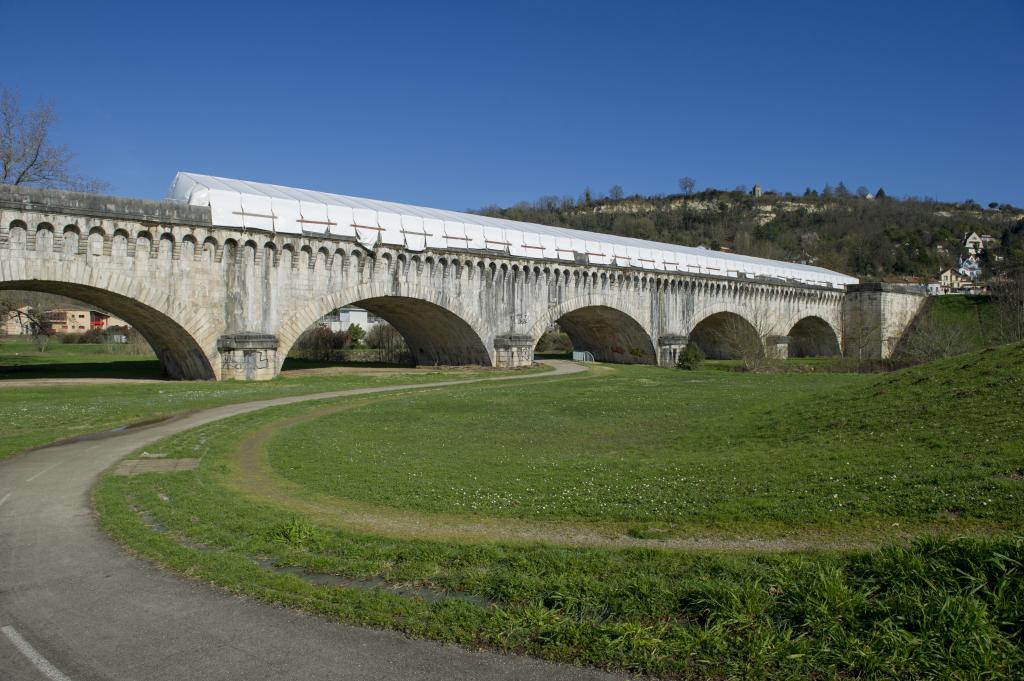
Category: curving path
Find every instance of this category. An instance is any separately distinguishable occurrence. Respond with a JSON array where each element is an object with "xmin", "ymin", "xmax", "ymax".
[{"xmin": 0, "ymin": 361, "xmax": 623, "ymax": 681}]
